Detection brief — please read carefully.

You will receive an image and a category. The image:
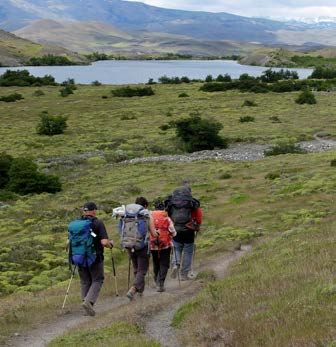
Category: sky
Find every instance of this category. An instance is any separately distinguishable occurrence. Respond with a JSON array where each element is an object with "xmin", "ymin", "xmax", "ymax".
[{"xmin": 126, "ymin": 0, "xmax": 336, "ymax": 19}]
